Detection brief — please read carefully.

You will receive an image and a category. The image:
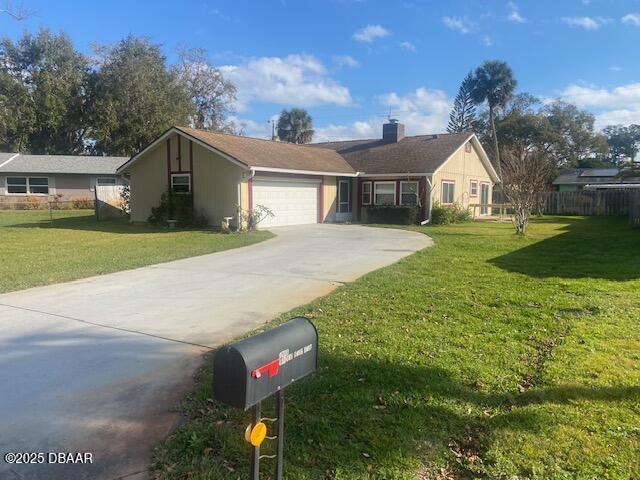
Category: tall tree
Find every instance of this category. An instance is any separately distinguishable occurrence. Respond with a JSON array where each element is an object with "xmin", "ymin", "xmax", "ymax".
[
  {"xmin": 276, "ymin": 108, "xmax": 314, "ymax": 144},
  {"xmin": 90, "ymin": 35, "xmax": 192, "ymax": 156},
  {"xmin": 543, "ymin": 101, "xmax": 608, "ymax": 166},
  {"xmin": 172, "ymin": 46, "xmax": 237, "ymax": 133},
  {"xmin": 0, "ymin": 29, "xmax": 90, "ymax": 153},
  {"xmin": 470, "ymin": 60, "xmax": 517, "ymax": 178},
  {"xmin": 474, "ymin": 93, "xmax": 540, "ymax": 150},
  {"xmin": 447, "ymin": 72, "xmax": 476, "ymax": 133},
  {"xmin": 603, "ymin": 124, "xmax": 640, "ymax": 165}
]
